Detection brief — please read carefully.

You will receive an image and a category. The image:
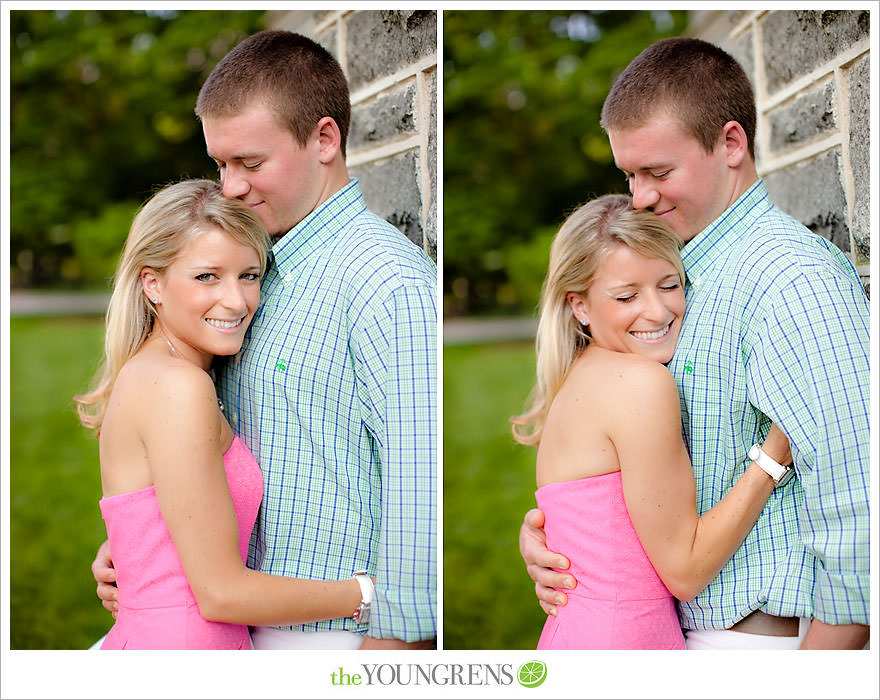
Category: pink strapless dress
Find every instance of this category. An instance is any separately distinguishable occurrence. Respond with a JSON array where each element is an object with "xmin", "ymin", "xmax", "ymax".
[
  {"xmin": 99, "ymin": 436, "xmax": 262, "ymax": 649},
  {"xmin": 536, "ymin": 471, "xmax": 685, "ymax": 649}
]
